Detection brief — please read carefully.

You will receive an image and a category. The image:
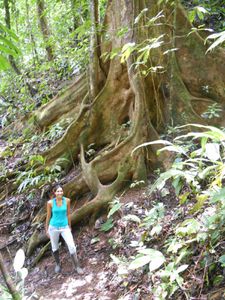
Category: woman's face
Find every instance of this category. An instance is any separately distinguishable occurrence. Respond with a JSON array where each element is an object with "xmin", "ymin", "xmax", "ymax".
[{"xmin": 55, "ymin": 187, "xmax": 63, "ymax": 198}]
